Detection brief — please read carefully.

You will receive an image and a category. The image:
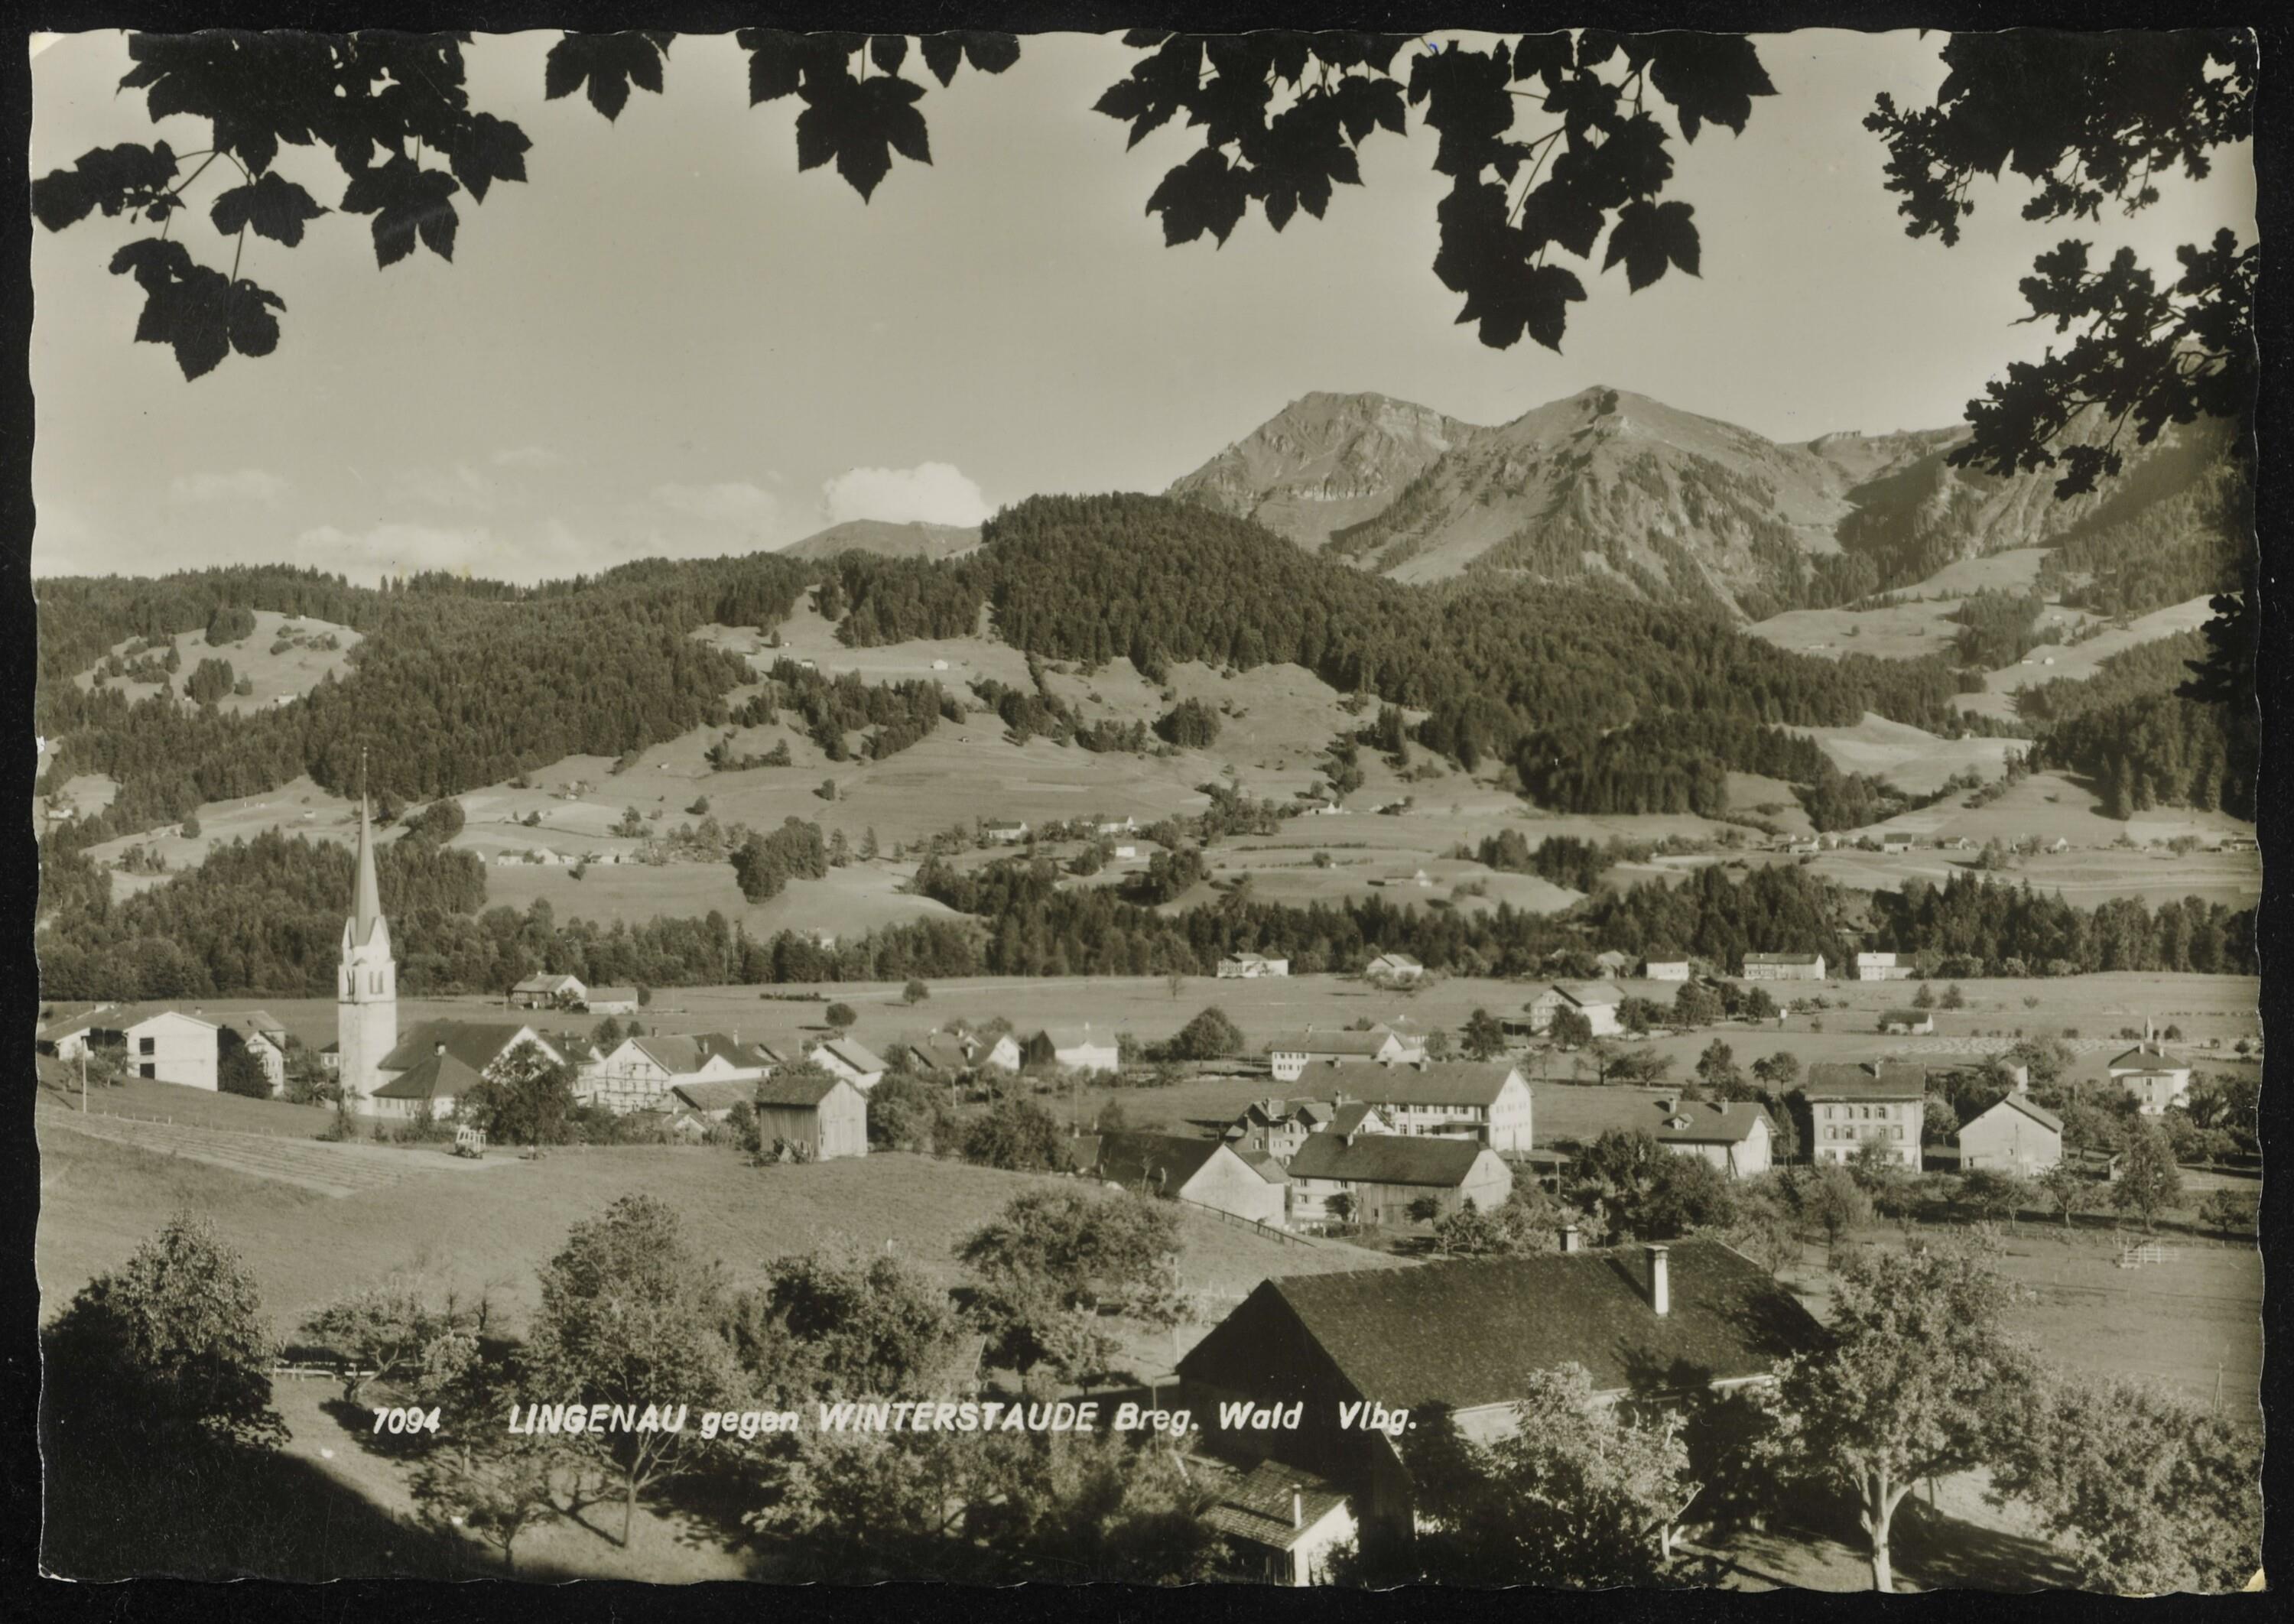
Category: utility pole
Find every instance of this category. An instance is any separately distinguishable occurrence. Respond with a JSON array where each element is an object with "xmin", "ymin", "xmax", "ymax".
[{"xmin": 80, "ymin": 1043, "xmax": 87, "ymax": 1113}]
